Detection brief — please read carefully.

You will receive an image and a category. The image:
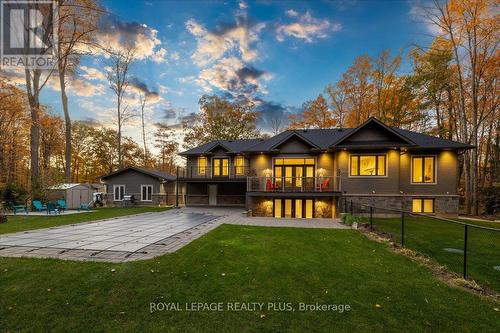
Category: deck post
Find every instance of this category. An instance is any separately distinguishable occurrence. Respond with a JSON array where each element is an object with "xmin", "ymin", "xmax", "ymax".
[{"xmin": 370, "ymin": 206, "xmax": 373, "ymax": 232}]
